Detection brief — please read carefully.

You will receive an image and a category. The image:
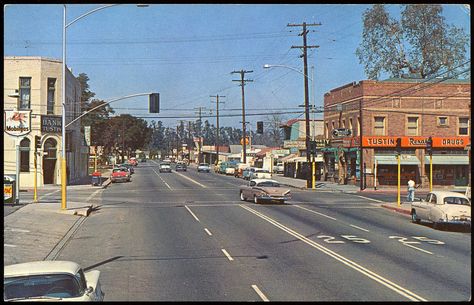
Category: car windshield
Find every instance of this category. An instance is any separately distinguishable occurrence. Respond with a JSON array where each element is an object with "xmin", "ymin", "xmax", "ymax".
[
  {"xmin": 443, "ymin": 196, "xmax": 470, "ymax": 205},
  {"xmin": 255, "ymin": 169, "xmax": 270, "ymax": 173},
  {"xmin": 199, "ymin": 163, "xmax": 209, "ymax": 166},
  {"xmin": 4, "ymin": 274, "xmax": 81, "ymax": 300},
  {"xmin": 113, "ymin": 168, "xmax": 125, "ymax": 173}
]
